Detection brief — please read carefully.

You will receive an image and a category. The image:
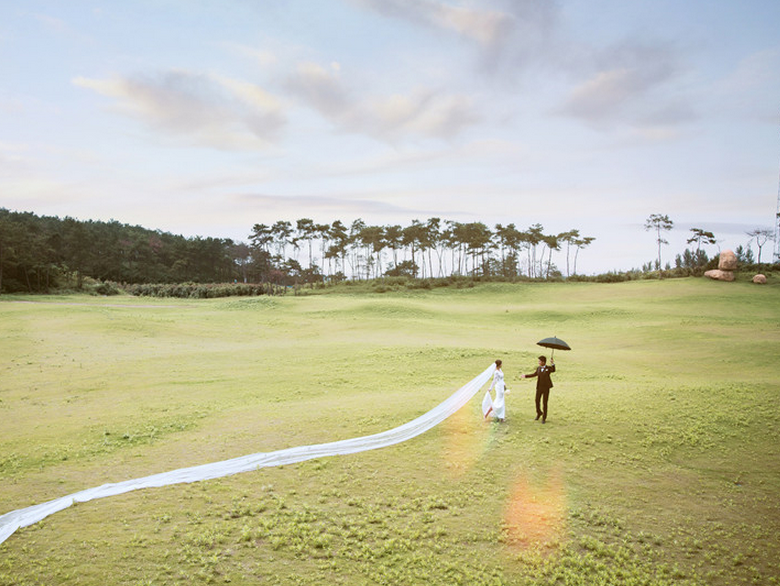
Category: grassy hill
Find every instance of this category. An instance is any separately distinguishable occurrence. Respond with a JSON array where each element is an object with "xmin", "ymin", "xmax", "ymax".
[{"xmin": 1, "ymin": 278, "xmax": 779, "ymax": 585}]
